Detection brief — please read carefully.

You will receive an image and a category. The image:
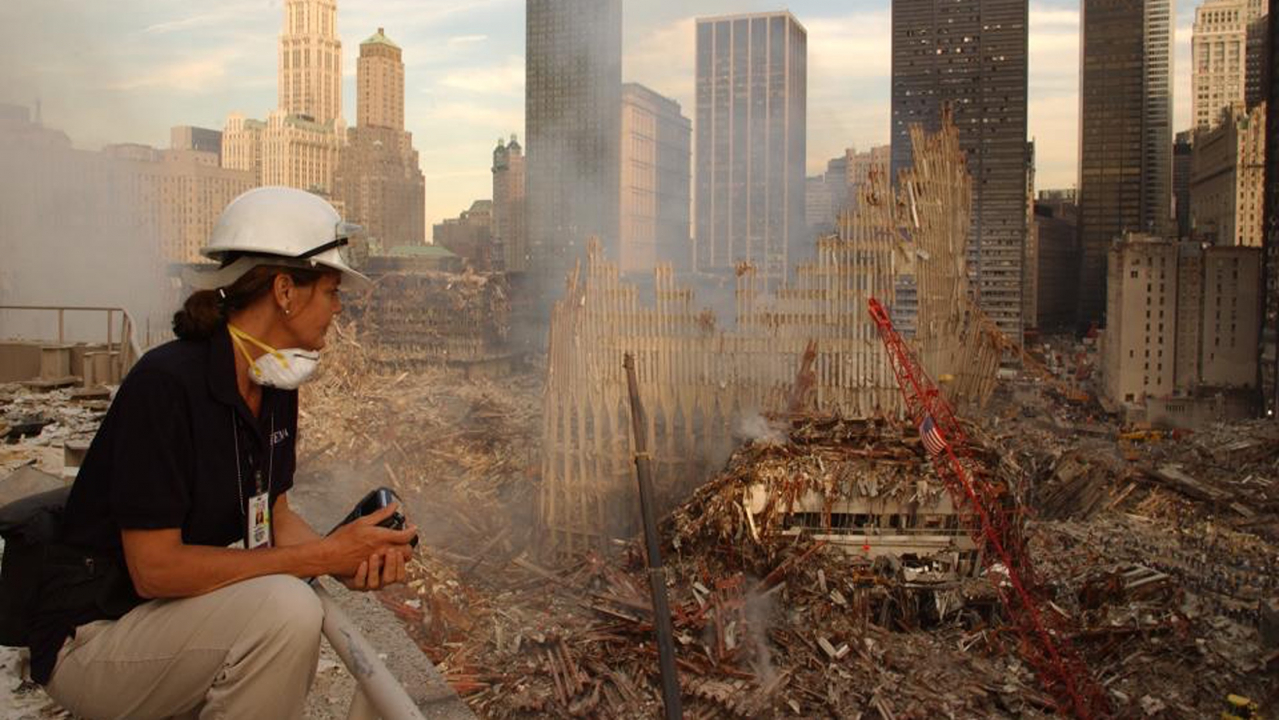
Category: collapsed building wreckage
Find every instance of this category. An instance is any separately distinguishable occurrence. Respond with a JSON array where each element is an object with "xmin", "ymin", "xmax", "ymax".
[
  {"xmin": 343, "ymin": 268, "xmax": 514, "ymax": 376},
  {"xmin": 539, "ymin": 116, "xmax": 1002, "ymax": 561}
]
